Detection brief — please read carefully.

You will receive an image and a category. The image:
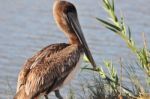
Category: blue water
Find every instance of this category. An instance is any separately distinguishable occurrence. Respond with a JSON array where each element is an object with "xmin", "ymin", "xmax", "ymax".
[{"xmin": 0, "ymin": 0, "xmax": 150, "ymax": 98}]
